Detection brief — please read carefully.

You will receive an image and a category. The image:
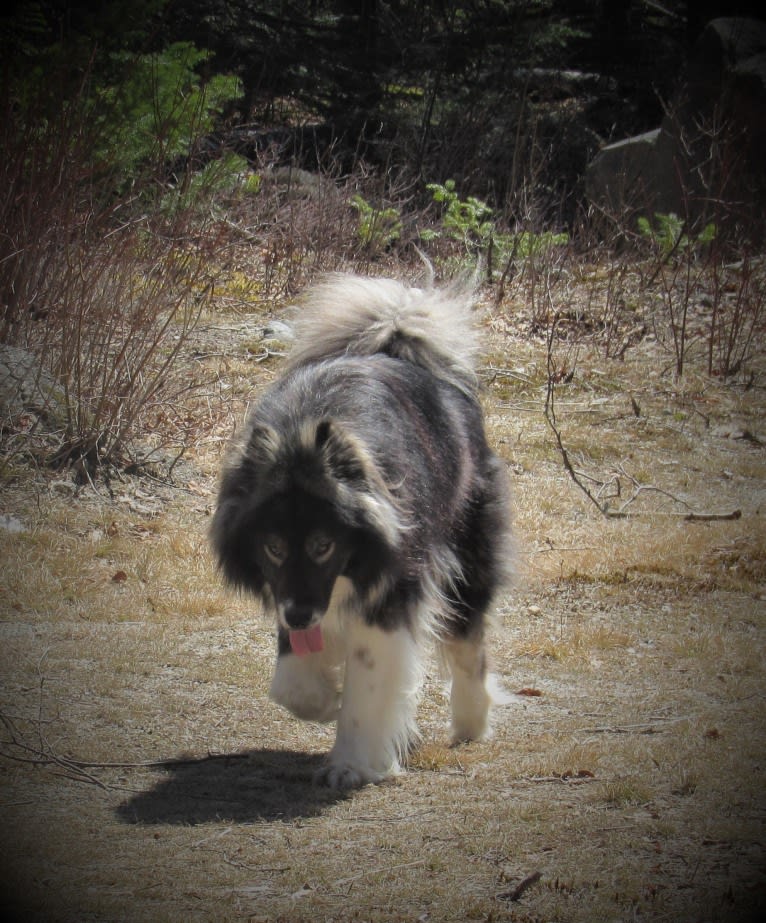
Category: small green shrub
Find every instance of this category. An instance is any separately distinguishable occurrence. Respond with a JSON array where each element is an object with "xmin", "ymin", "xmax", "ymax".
[
  {"xmin": 423, "ymin": 179, "xmax": 494, "ymax": 250},
  {"xmin": 159, "ymin": 152, "xmax": 251, "ymax": 218},
  {"xmin": 351, "ymin": 194, "xmax": 402, "ymax": 250},
  {"xmin": 94, "ymin": 41, "xmax": 243, "ymax": 192},
  {"xmin": 638, "ymin": 212, "xmax": 716, "ymax": 258},
  {"xmin": 422, "ymin": 179, "xmax": 568, "ymax": 276}
]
